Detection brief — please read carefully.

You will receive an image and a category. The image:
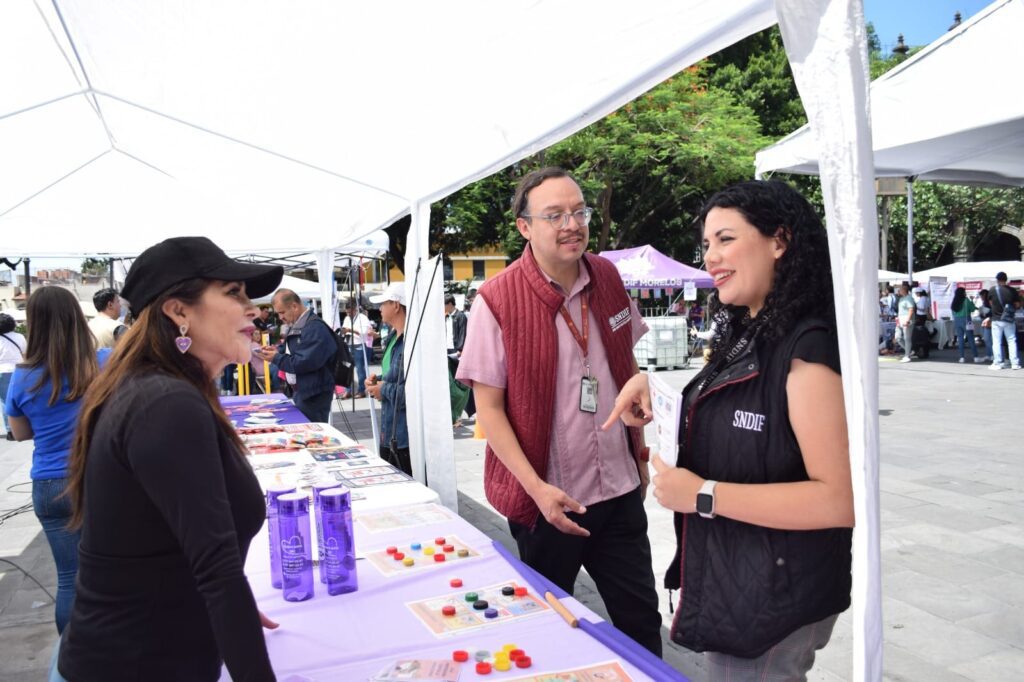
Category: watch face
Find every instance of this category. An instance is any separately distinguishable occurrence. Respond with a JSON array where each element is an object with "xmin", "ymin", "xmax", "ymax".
[{"xmin": 696, "ymin": 493, "xmax": 714, "ymax": 515}]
